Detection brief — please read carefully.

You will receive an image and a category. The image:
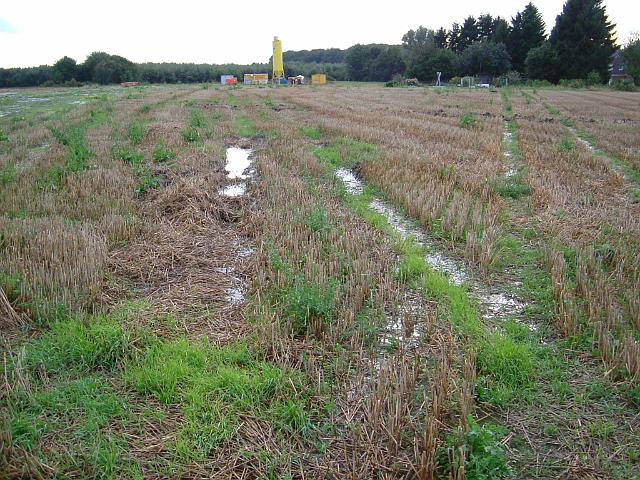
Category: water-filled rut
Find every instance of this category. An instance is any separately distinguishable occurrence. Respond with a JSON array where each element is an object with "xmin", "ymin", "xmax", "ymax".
[{"xmin": 336, "ymin": 168, "xmax": 527, "ymax": 328}]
